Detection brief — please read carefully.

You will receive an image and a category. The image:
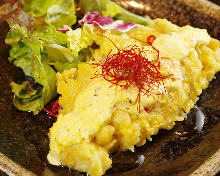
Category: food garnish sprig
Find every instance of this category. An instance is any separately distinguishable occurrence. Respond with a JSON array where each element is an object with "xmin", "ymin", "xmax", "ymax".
[{"xmin": 91, "ymin": 34, "xmax": 172, "ymax": 113}]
